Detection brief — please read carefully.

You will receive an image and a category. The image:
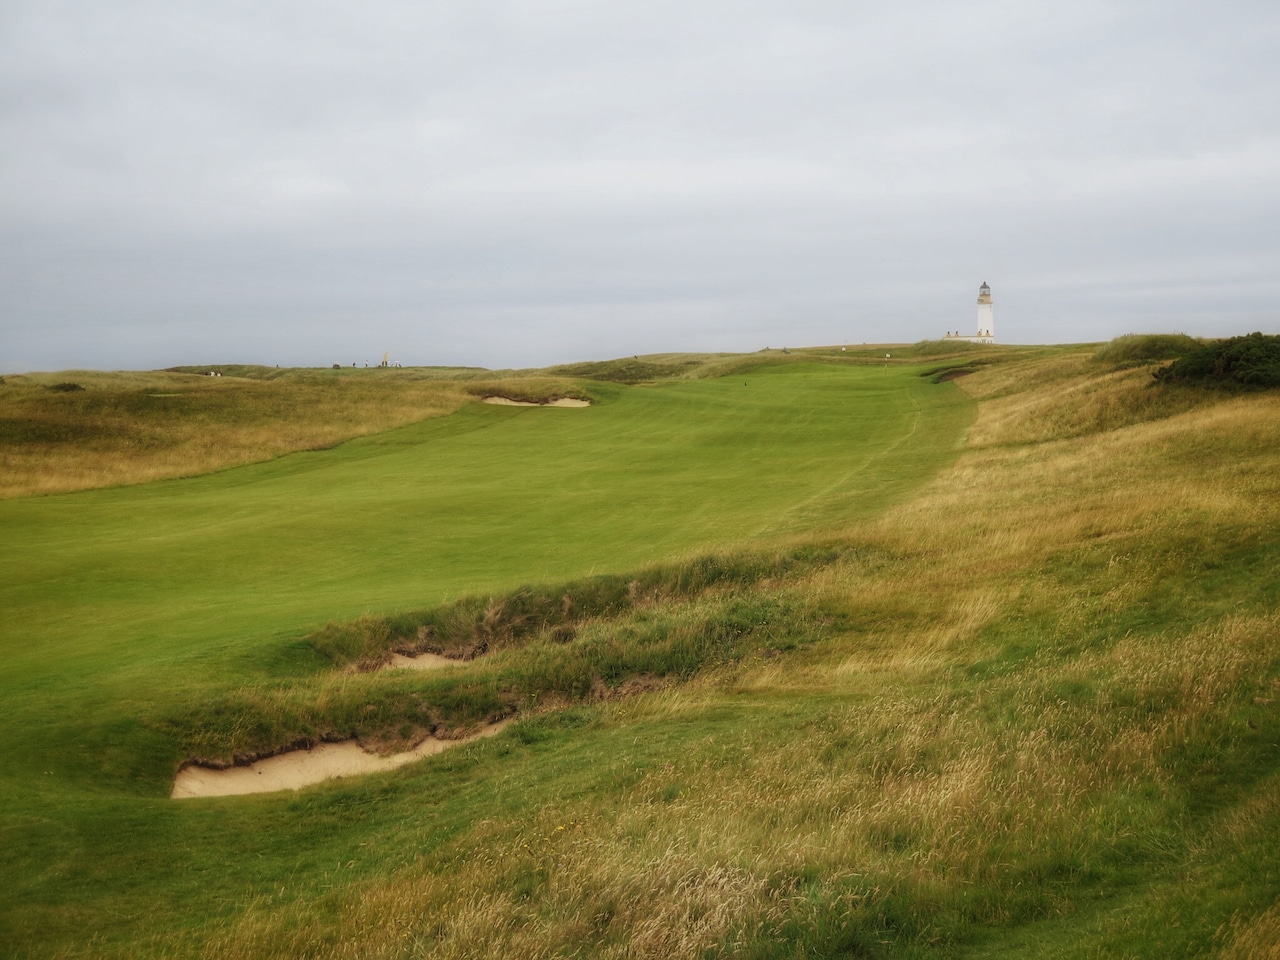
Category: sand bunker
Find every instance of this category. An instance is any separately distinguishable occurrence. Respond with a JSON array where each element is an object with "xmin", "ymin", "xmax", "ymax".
[
  {"xmin": 387, "ymin": 651, "xmax": 461, "ymax": 671},
  {"xmin": 343, "ymin": 652, "xmax": 465, "ymax": 675},
  {"xmin": 483, "ymin": 396, "xmax": 590, "ymax": 407},
  {"xmin": 171, "ymin": 720, "xmax": 509, "ymax": 799}
]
